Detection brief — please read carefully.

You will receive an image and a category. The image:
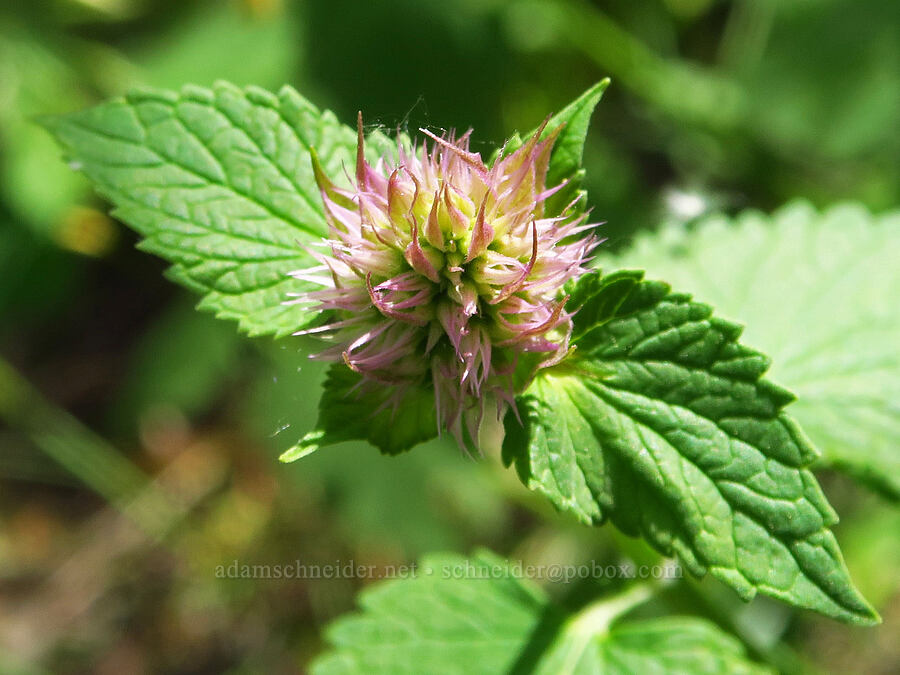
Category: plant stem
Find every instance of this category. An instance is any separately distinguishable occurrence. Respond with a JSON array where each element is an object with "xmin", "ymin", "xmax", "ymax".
[{"xmin": 555, "ymin": 582, "xmax": 655, "ymax": 673}]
